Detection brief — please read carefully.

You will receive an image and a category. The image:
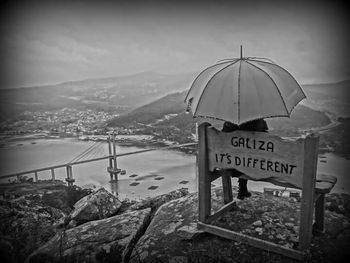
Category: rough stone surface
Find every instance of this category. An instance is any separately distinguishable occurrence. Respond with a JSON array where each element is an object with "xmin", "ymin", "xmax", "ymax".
[
  {"xmin": 27, "ymin": 208, "xmax": 151, "ymax": 263},
  {"xmin": 130, "ymin": 187, "xmax": 350, "ymax": 263},
  {"xmin": 69, "ymin": 187, "xmax": 122, "ymax": 225},
  {"xmin": 1, "ymin": 181, "xmax": 350, "ymax": 263},
  {"xmin": 0, "ymin": 198, "xmax": 63, "ymax": 263},
  {"xmin": 0, "ymin": 181, "xmax": 90, "ymax": 263},
  {"xmin": 128, "ymin": 188, "xmax": 189, "ymax": 213}
]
